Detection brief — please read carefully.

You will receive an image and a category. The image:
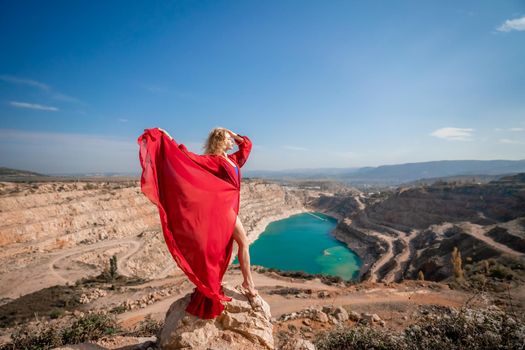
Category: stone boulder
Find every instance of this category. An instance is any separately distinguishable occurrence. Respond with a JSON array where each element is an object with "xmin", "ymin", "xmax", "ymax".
[{"xmin": 159, "ymin": 286, "xmax": 274, "ymax": 350}]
